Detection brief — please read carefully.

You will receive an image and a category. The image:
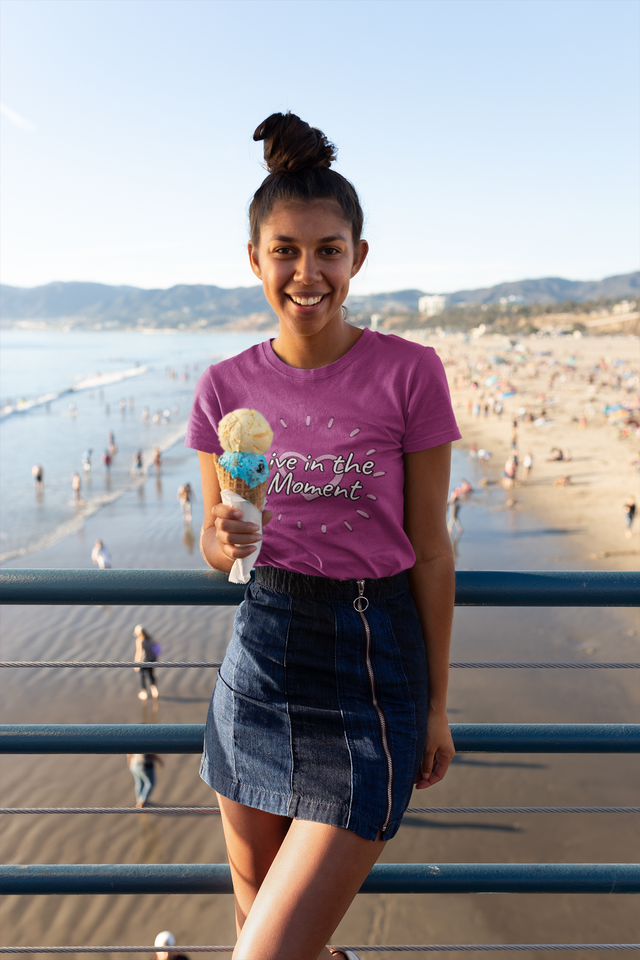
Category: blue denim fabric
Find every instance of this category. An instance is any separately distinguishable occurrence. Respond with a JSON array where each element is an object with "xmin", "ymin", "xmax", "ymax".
[
  {"xmin": 200, "ymin": 571, "xmax": 428, "ymax": 841},
  {"xmin": 130, "ymin": 763, "xmax": 155, "ymax": 804}
]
